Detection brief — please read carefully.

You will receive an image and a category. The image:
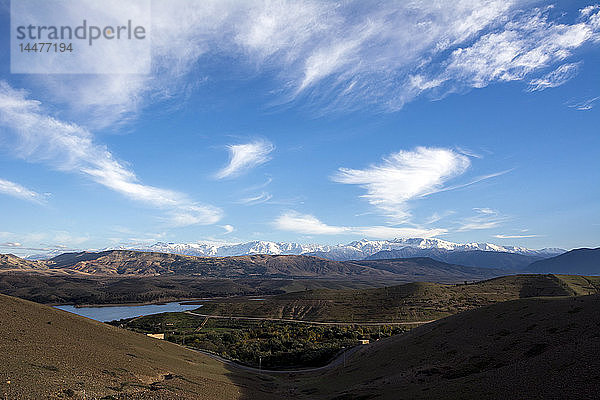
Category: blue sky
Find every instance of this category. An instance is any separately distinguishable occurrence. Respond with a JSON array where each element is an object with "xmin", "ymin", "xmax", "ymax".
[{"xmin": 0, "ymin": 0, "xmax": 599, "ymax": 255}]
